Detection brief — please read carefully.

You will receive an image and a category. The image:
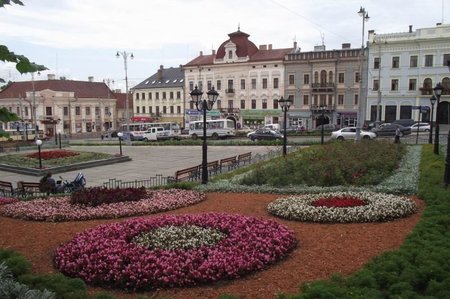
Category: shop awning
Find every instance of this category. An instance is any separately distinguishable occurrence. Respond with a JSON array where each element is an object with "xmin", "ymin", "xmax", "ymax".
[{"xmin": 130, "ymin": 116, "xmax": 154, "ymax": 122}]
